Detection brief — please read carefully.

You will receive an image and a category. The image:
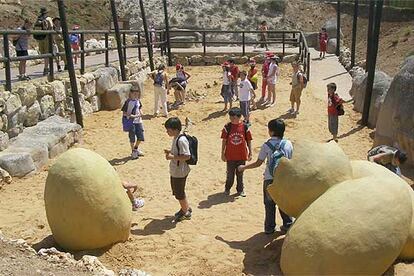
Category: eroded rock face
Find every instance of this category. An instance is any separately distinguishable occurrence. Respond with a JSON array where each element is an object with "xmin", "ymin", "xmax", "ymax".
[
  {"xmin": 44, "ymin": 148, "xmax": 132, "ymax": 250},
  {"xmin": 375, "ymin": 56, "xmax": 414, "ymax": 165},
  {"xmin": 281, "ymin": 174, "xmax": 412, "ymax": 275},
  {"xmin": 267, "ymin": 140, "xmax": 353, "ymax": 217}
]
